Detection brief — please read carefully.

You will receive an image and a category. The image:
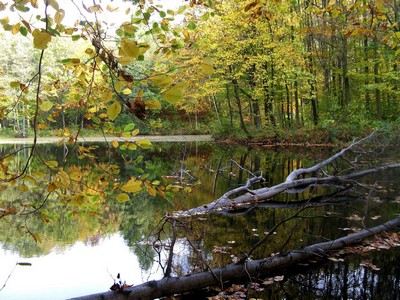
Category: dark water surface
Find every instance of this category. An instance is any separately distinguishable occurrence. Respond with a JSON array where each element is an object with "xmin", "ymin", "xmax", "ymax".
[{"xmin": 0, "ymin": 140, "xmax": 399, "ymax": 299}]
